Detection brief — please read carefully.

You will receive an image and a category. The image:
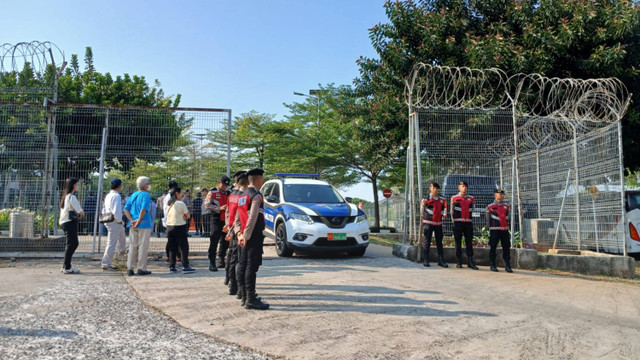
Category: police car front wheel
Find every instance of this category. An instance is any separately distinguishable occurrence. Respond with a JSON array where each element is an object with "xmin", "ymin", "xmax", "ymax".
[{"xmin": 275, "ymin": 222, "xmax": 294, "ymax": 257}]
